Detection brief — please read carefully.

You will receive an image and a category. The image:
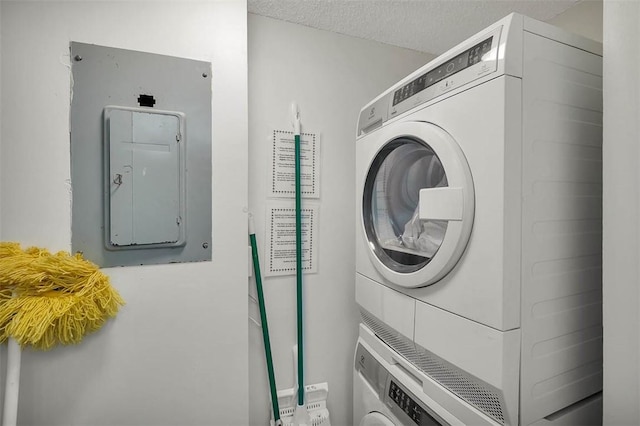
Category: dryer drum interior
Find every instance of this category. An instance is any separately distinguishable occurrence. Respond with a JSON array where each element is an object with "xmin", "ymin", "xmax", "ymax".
[{"xmin": 363, "ymin": 137, "xmax": 449, "ymax": 274}]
